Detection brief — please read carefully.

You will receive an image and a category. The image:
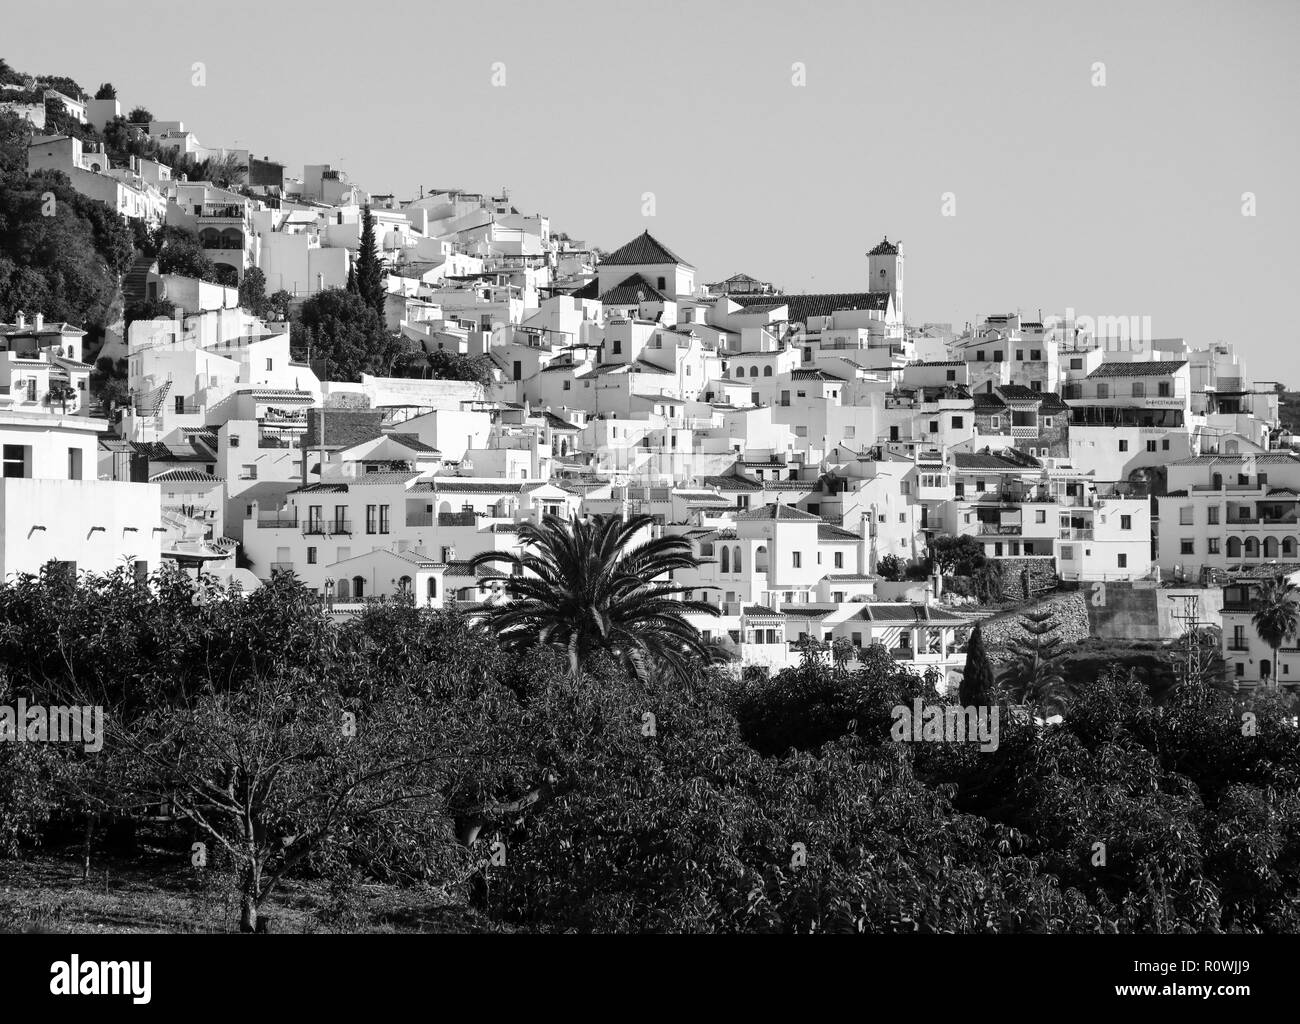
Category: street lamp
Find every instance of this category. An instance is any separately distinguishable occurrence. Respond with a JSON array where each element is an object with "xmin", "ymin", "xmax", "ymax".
[{"xmin": 324, "ymin": 577, "xmax": 335, "ymax": 610}]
